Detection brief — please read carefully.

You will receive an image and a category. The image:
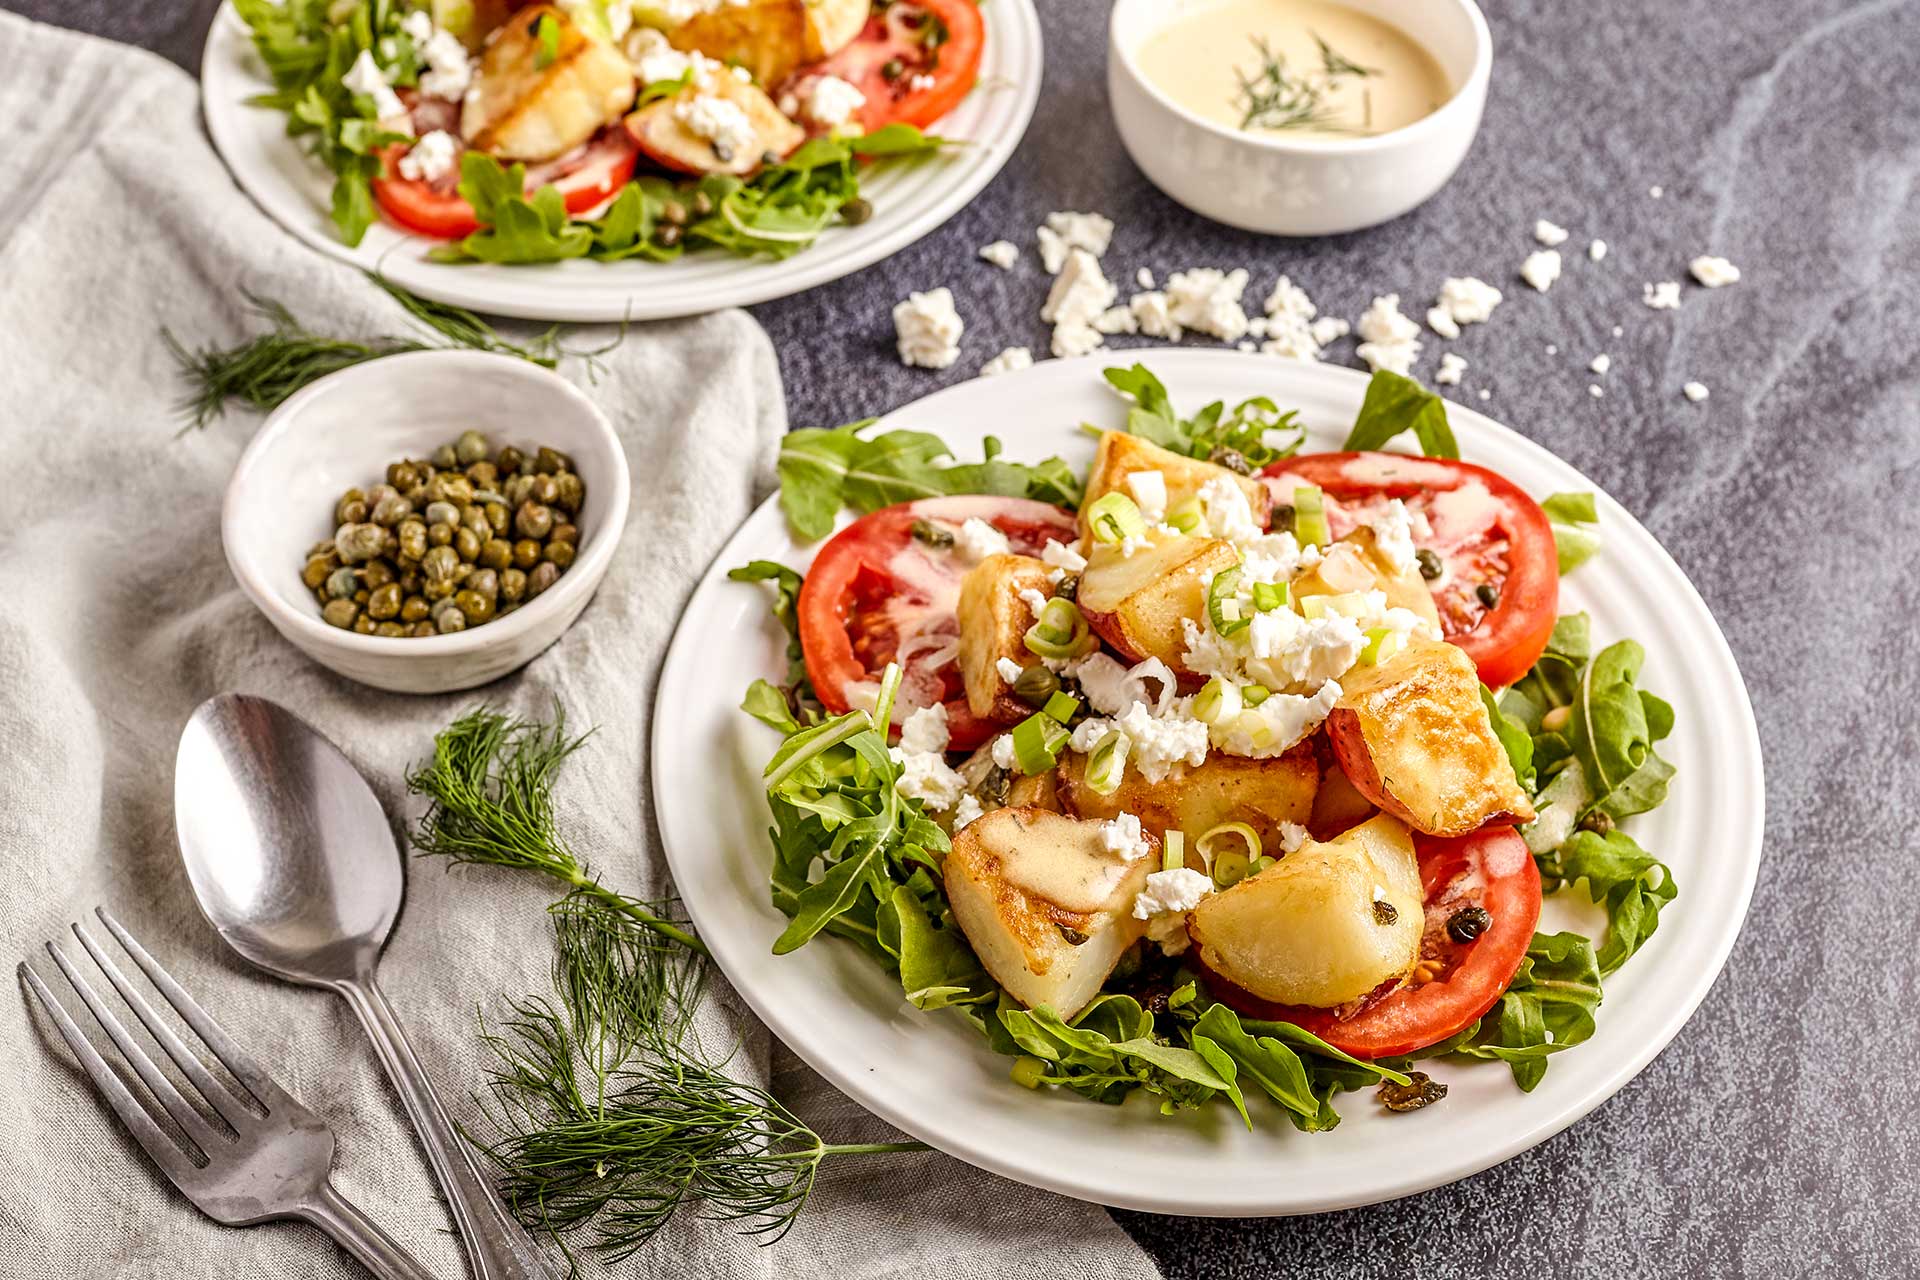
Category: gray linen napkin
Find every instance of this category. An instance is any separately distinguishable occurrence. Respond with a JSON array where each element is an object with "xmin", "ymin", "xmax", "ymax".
[{"xmin": 0, "ymin": 13, "xmax": 1161, "ymax": 1278}]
